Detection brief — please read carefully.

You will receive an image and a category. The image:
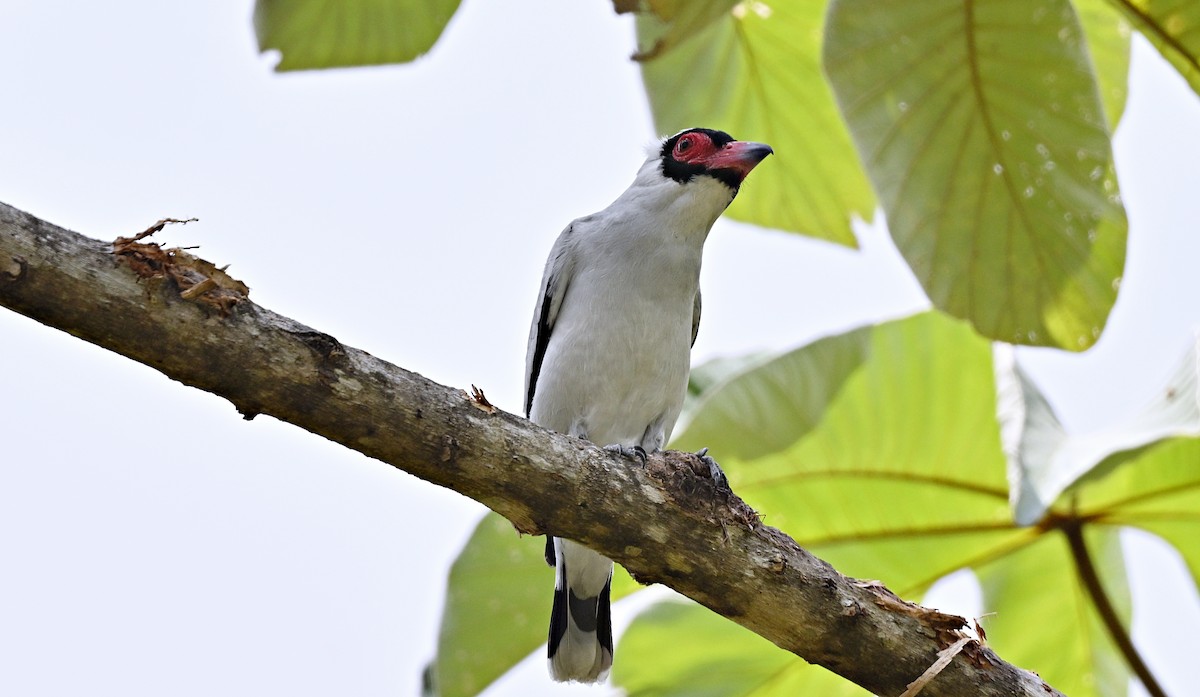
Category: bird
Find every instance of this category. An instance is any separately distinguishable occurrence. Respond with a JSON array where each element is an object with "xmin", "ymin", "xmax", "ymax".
[{"xmin": 523, "ymin": 127, "xmax": 773, "ymax": 683}]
